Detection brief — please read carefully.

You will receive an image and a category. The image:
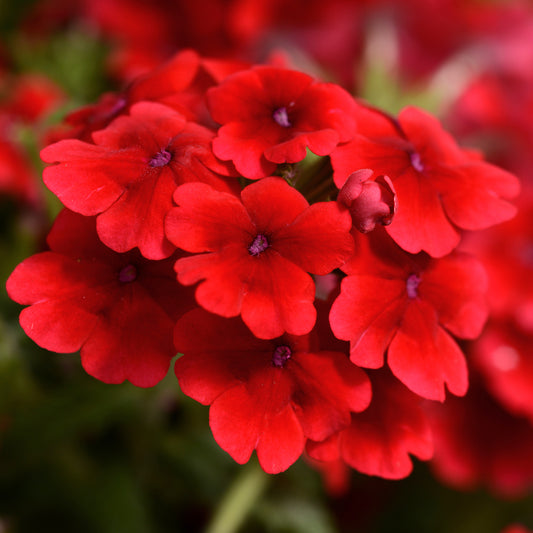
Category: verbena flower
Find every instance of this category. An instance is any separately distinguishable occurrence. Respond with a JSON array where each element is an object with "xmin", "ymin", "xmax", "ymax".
[
  {"xmin": 207, "ymin": 65, "xmax": 358, "ymax": 178},
  {"xmin": 174, "ymin": 308, "xmax": 371, "ymax": 473},
  {"xmin": 166, "ymin": 177, "xmax": 354, "ymax": 338},
  {"xmin": 331, "ymin": 105, "xmax": 520, "ymax": 257},
  {"xmin": 41, "ymin": 101, "xmax": 237, "ymax": 259},
  {"xmin": 330, "ymin": 229, "xmax": 489, "ymax": 400},
  {"xmin": 6, "ymin": 209, "xmax": 195, "ymax": 387}
]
